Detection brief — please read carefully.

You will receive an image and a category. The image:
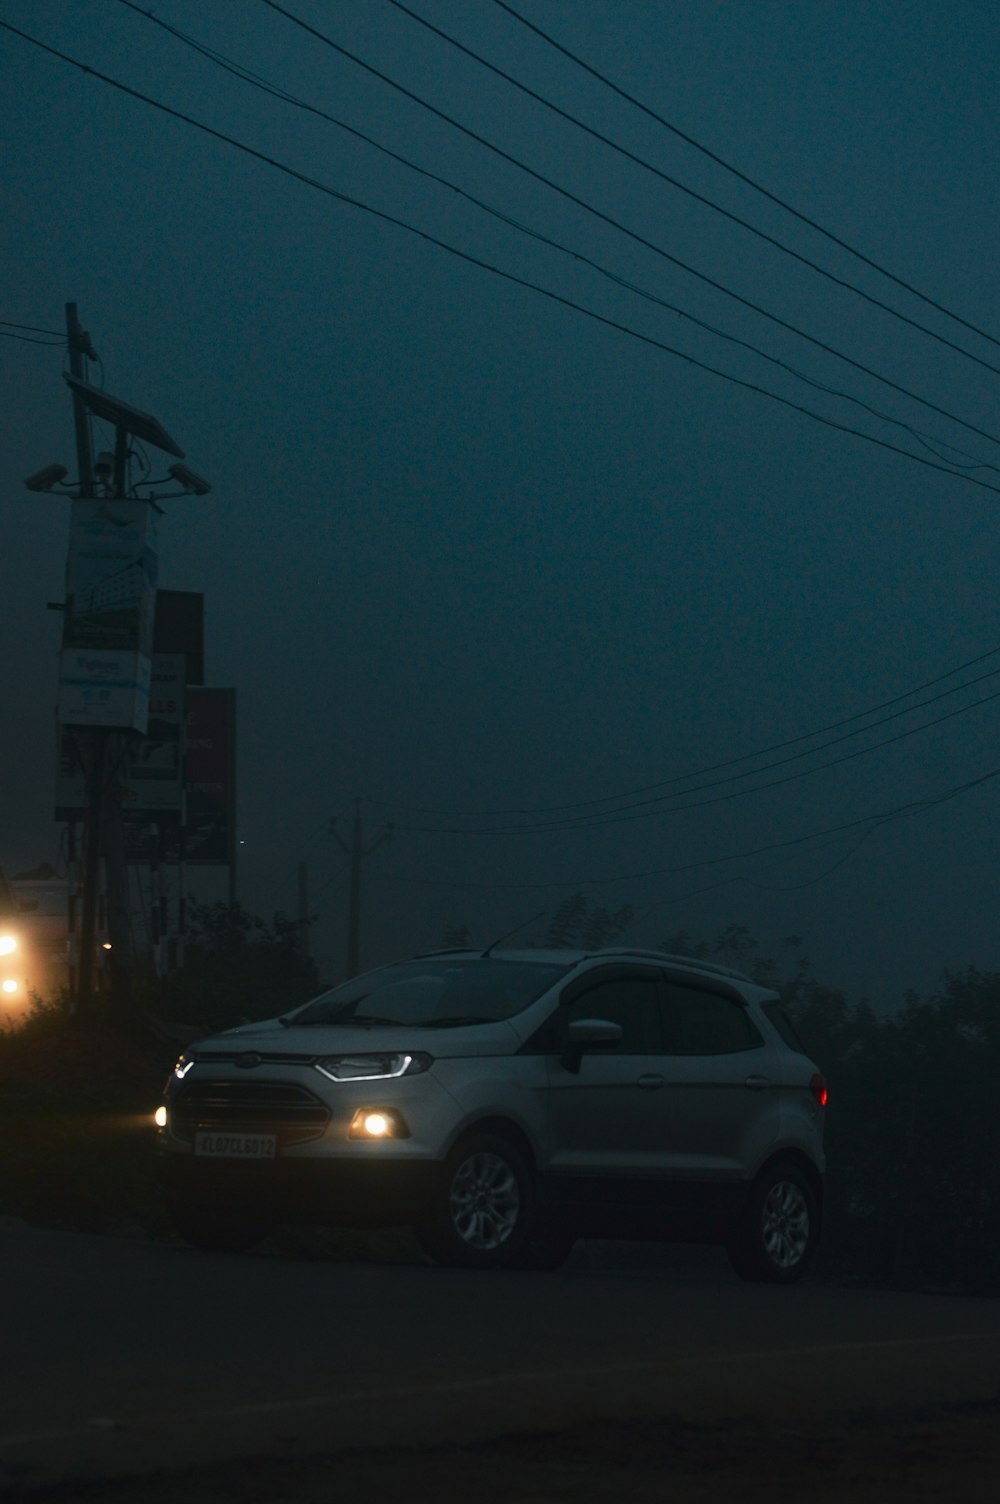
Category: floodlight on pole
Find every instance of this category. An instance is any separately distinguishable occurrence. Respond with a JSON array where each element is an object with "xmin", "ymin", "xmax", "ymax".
[
  {"xmin": 24, "ymin": 464, "xmax": 69, "ymax": 492},
  {"xmin": 168, "ymin": 462, "xmax": 212, "ymax": 496}
]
